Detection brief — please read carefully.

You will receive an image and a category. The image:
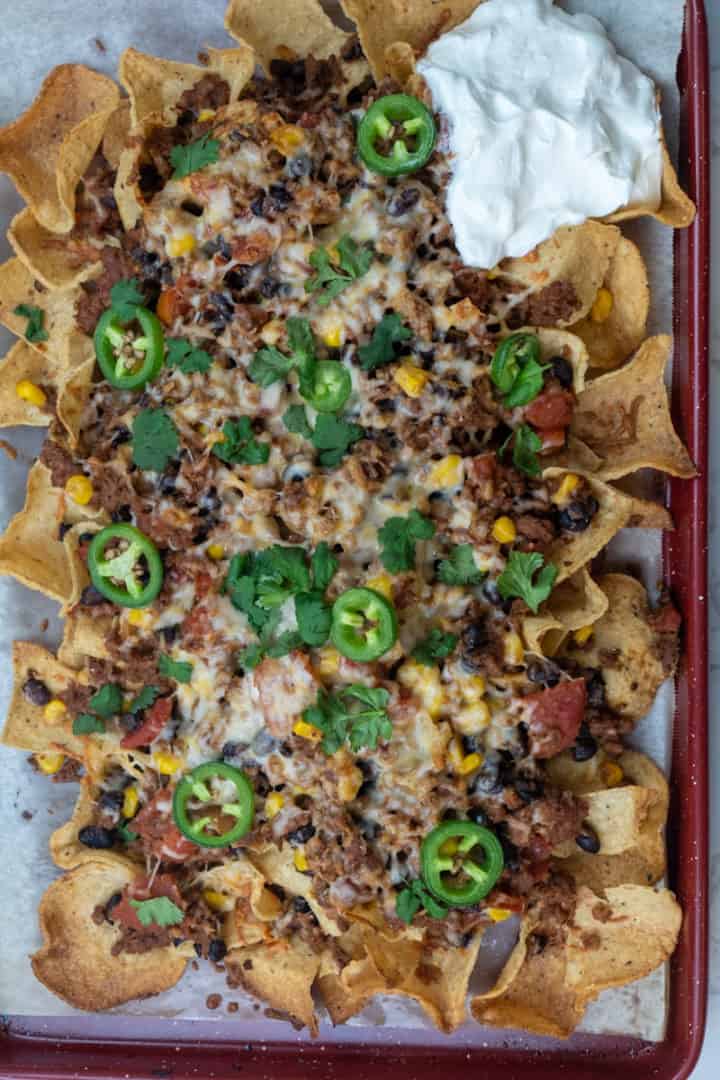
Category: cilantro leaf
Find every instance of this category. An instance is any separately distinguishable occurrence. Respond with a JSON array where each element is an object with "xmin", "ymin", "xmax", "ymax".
[
  {"xmin": 223, "ymin": 553, "xmax": 273, "ymax": 633},
  {"xmin": 170, "ymin": 134, "xmax": 221, "ymax": 180},
  {"xmin": 128, "ymin": 686, "xmax": 161, "ymax": 714},
  {"xmin": 13, "ymin": 303, "xmax": 48, "ymax": 343},
  {"xmin": 250, "ymin": 318, "xmax": 317, "ymax": 393},
  {"xmin": 265, "ymin": 630, "xmax": 304, "ymax": 658},
  {"xmin": 437, "ymin": 544, "xmax": 485, "ymax": 587},
  {"xmin": 295, "ymin": 590, "xmax": 332, "ymax": 647},
  {"xmin": 250, "ymin": 346, "xmax": 295, "ymax": 387},
  {"xmin": 396, "ymin": 879, "xmax": 448, "ymax": 924},
  {"xmin": 311, "ymin": 542, "xmax": 338, "ymax": 592},
  {"xmin": 497, "ymin": 551, "xmax": 558, "ymax": 613},
  {"xmin": 89, "ymin": 683, "xmax": 123, "ymax": 718},
  {"xmin": 396, "ymin": 887, "xmax": 423, "ymax": 925},
  {"xmin": 212, "ymin": 418, "xmax": 270, "ymax": 466},
  {"xmin": 304, "ymin": 684, "xmax": 392, "ymax": 755},
  {"xmin": 305, "ymin": 234, "xmax": 373, "ymax": 306},
  {"xmin": 378, "ymin": 509, "xmax": 435, "ymax": 573},
  {"xmin": 129, "ymin": 896, "xmax": 185, "ymax": 928},
  {"xmin": 236, "ymin": 642, "xmax": 266, "ymax": 670},
  {"xmin": 357, "ymin": 313, "xmax": 412, "ymax": 373},
  {"xmin": 109, "ymin": 279, "xmax": 144, "ymax": 321},
  {"xmin": 132, "ymin": 408, "xmax": 180, "ymax": 472},
  {"xmin": 166, "ymin": 337, "xmax": 213, "ymax": 374},
  {"xmin": 283, "ymin": 404, "xmax": 313, "ymax": 439},
  {"xmin": 412, "ymin": 628, "xmax": 458, "ymax": 667},
  {"xmin": 511, "ymin": 423, "xmax": 543, "ymax": 477},
  {"xmin": 311, "ymin": 413, "xmax": 364, "ymax": 467},
  {"xmin": 73, "ymin": 713, "xmax": 106, "ymax": 735},
  {"xmin": 159, "ymin": 654, "xmax": 193, "ymax": 683}
]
